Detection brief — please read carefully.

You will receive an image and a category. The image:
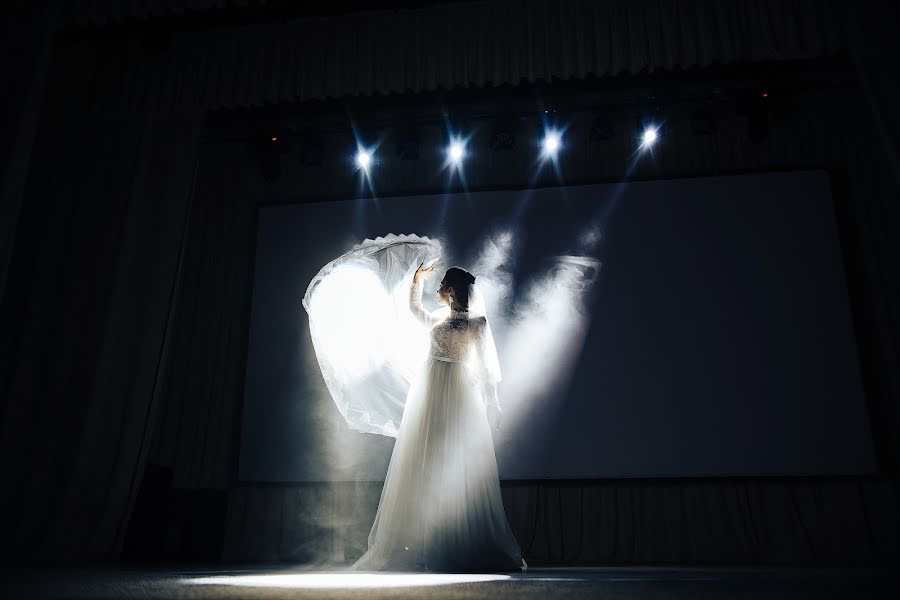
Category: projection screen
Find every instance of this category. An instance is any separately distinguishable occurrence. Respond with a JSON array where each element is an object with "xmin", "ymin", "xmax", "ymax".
[{"xmin": 239, "ymin": 171, "xmax": 876, "ymax": 482}]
